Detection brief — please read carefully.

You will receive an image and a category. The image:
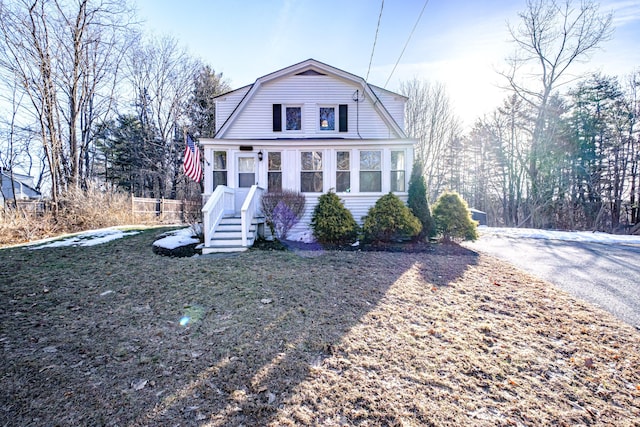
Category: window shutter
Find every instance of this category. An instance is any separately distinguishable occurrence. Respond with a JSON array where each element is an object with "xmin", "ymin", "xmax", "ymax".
[
  {"xmin": 273, "ymin": 104, "xmax": 282, "ymax": 132},
  {"xmin": 339, "ymin": 104, "xmax": 348, "ymax": 132}
]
